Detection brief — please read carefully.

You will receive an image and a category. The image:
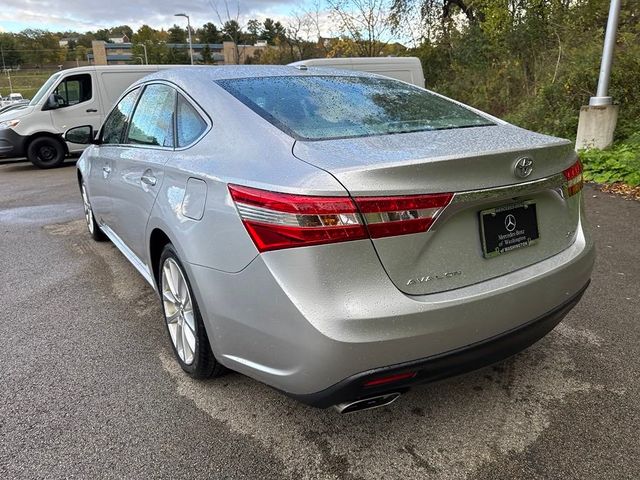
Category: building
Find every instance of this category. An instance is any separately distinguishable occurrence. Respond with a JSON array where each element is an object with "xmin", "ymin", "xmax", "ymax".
[
  {"xmin": 108, "ymin": 34, "xmax": 130, "ymax": 44},
  {"xmin": 89, "ymin": 40, "xmax": 266, "ymax": 65},
  {"xmin": 58, "ymin": 37, "xmax": 79, "ymax": 48}
]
